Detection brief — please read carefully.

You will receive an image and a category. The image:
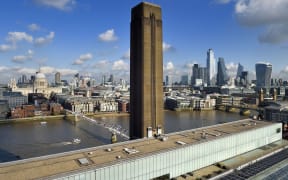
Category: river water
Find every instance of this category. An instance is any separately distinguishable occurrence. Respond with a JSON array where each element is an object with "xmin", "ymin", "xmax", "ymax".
[{"xmin": 0, "ymin": 111, "xmax": 243, "ymax": 162}]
